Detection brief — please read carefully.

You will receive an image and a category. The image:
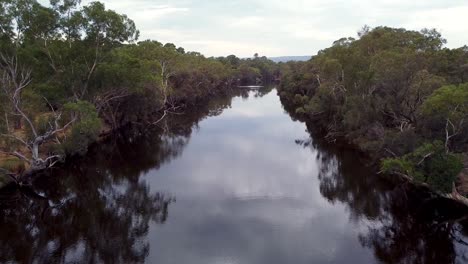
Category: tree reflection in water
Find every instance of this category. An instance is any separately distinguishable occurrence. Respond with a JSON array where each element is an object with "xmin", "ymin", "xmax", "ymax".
[
  {"xmin": 5, "ymin": 88, "xmax": 467, "ymax": 264},
  {"xmin": 0, "ymin": 91, "xmax": 238, "ymax": 263},
  {"xmin": 0, "ymin": 168, "xmax": 173, "ymax": 263},
  {"xmin": 296, "ymin": 129, "xmax": 468, "ymax": 264},
  {"xmin": 0, "ymin": 132, "xmax": 176, "ymax": 264}
]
